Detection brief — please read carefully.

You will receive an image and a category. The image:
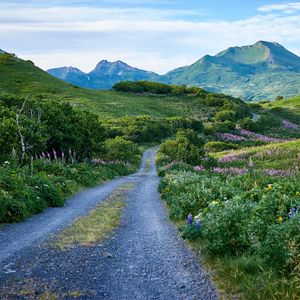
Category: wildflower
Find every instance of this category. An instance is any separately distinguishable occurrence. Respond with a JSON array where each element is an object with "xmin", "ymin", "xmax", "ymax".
[
  {"xmin": 187, "ymin": 213, "xmax": 193, "ymax": 225},
  {"xmin": 240, "ymin": 130, "xmax": 285, "ymax": 143},
  {"xmin": 248, "ymin": 157, "xmax": 254, "ymax": 168},
  {"xmin": 288, "ymin": 207, "xmax": 299, "ymax": 219},
  {"xmin": 264, "ymin": 169, "xmax": 294, "ymax": 177},
  {"xmin": 211, "ymin": 200, "xmax": 219, "ymax": 206},
  {"xmin": 193, "ymin": 165, "xmax": 205, "ymax": 172},
  {"xmin": 267, "ymin": 184, "xmax": 273, "ymax": 191},
  {"xmin": 296, "ymin": 191, "xmax": 300, "ymax": 197},
  {"xmin": 213, "ymin": 167, "xmax": 248, "ymax": 176},
  {"xmin": 216, "ymin": 132, "xmax": 247, "ymax": 142},
  {"xmin": 195, "ymin": 219, "xmax": 202, "ymax": 230},
  {"xmin": 282, "ymin": 120, "xmax": 299, "ymax": 131},
  {"xmin": 278, "ymin": 216, "xmax": 284, "ymax": 223}
]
